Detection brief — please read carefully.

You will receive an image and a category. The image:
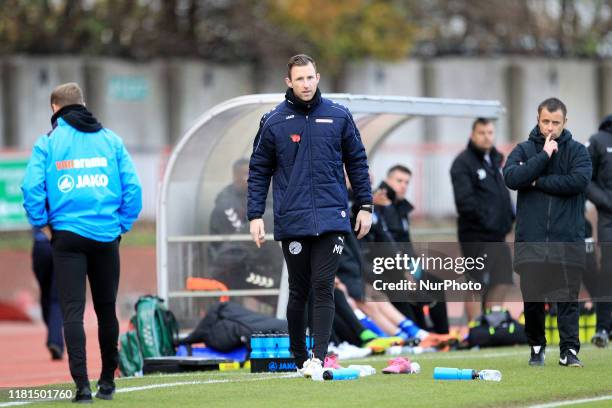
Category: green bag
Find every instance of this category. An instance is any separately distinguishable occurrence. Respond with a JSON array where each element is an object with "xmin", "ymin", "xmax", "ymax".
[
  {"xmin": 134, "ymin": 295, "xmax": 179, "ymax": 358},
  {"xmin": 118, "ymin": 296, "xmax": 179, "ymax": 376},
  {"xmin": 118, "ymin": 317, "xmax": 143, "ymax": 377}
]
